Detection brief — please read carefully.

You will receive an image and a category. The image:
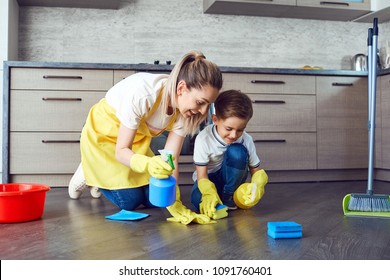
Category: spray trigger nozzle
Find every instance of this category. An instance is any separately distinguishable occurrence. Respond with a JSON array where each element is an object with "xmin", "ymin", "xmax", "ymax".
[{"xmin": 158, "ymin": 149, "xmax": 175, "ymax": 170}]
